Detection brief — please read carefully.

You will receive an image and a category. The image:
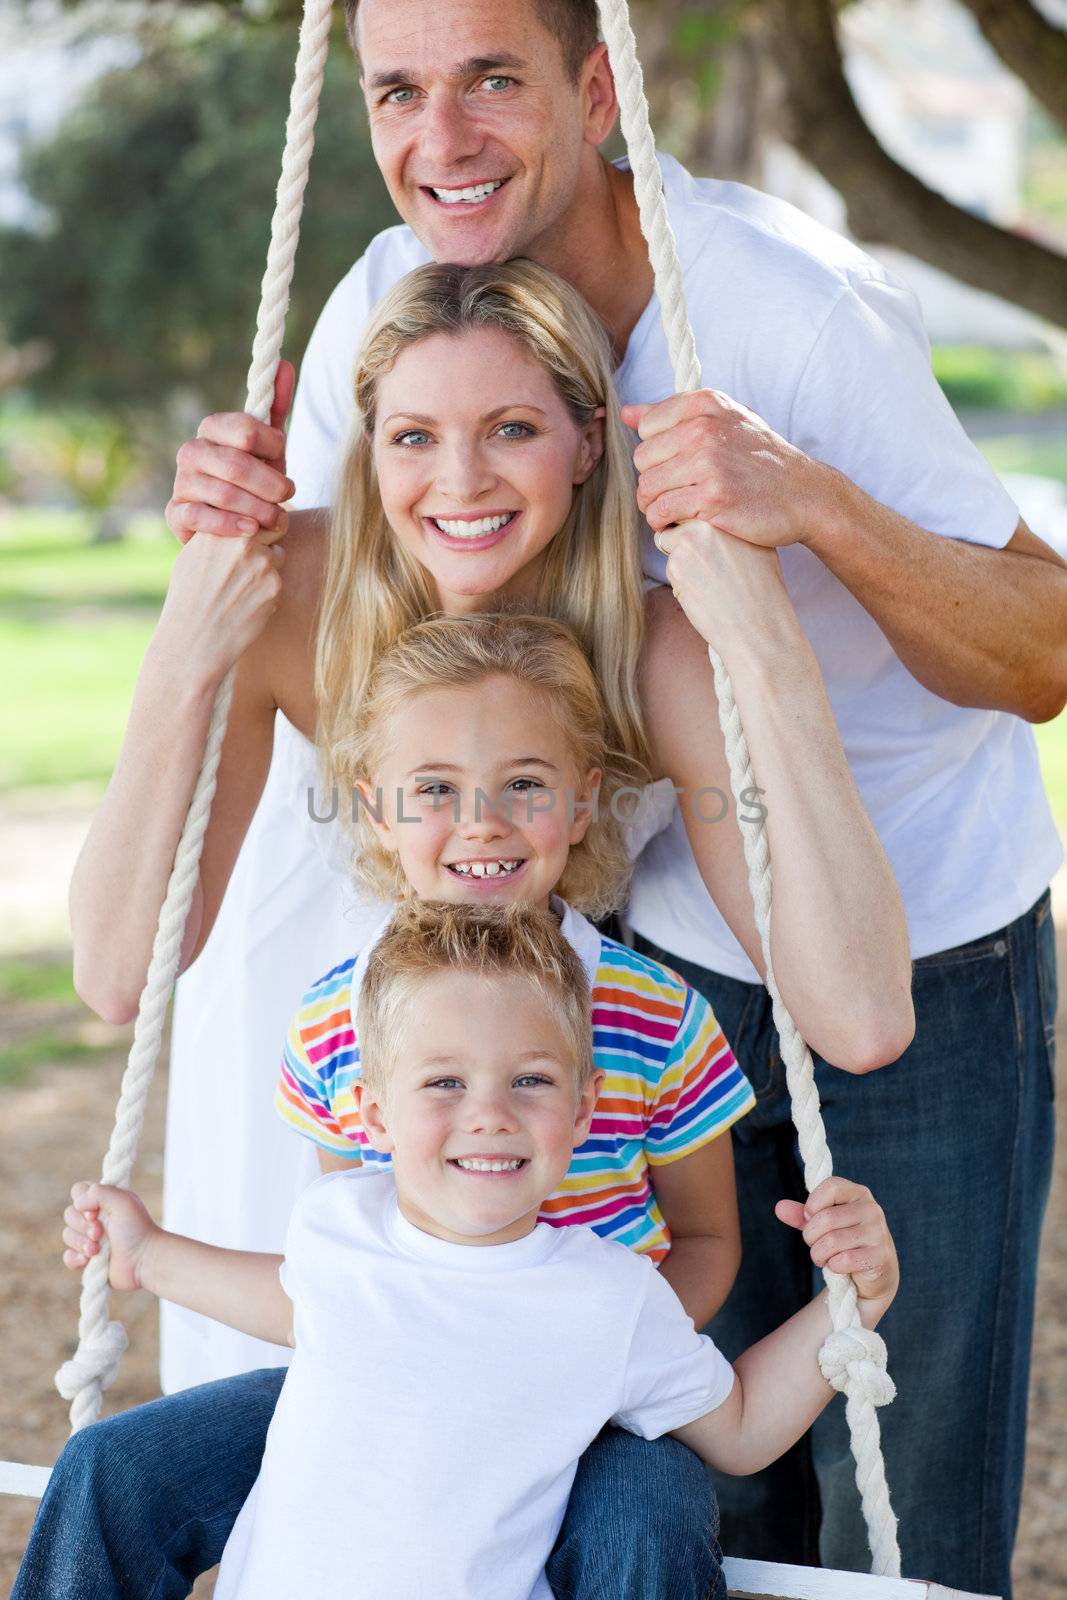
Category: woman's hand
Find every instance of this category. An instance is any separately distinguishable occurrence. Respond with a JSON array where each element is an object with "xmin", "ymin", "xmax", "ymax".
[
  {"xmin": 652, "ymin": 517, "xmax": 787, "ymax": 653},
  {"xmin": 165, "ymin": 360, "xmax": 296, "ymax": 545},
  {"xmin": 62, "ymin": 1181, "xmax": 159, "ymax": 1293},
  {"xmin": 776, "ymin": 1177, "xmax": 899, "ymax": 1317},
  {"xmin": 155, "ymin": 527, "xmax": 286, "ymax": 691}
]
